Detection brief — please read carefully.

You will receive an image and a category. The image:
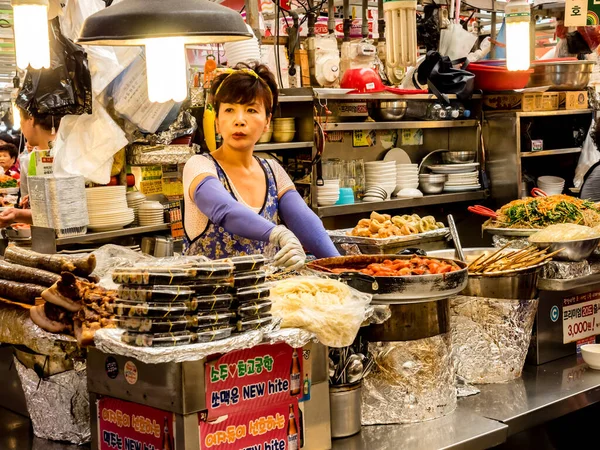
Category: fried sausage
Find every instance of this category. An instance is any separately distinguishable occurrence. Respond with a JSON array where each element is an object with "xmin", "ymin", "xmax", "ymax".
[
  {"xmin": 0, "ymin": 260, "xmax": 60, "ymax": 287},
  {"xmin": 4, "ymin": 247, "xmax": 96, "ymax": 276},
  {"xmin": 0, "ymin": 279, "xmax": 45, "ymax": 304}
]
